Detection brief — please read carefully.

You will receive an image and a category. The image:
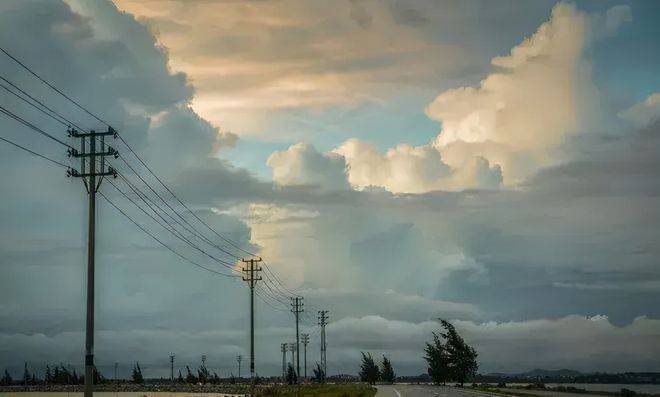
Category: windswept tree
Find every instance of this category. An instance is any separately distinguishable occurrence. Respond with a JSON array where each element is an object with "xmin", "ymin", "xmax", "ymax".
[
  {"xmin": 312, "ymin": 362, "xmax": 325, "ymax": 384},
  {"xmin": 131, "ymin": 363, "xmax": 144, "ymax": 384},
  {"xmin": 286, "ymin": 363, "xmax": 297, "ymax": 385},
  {"xmin": 177, "ymin": 369, "xmax": 184, "ymax": 383},
  {"xmin": 197, "ymin": 363, "xmax": 210, "ymax": 384},
  {"xmin": 424, "ymin": 319, "xmax": 478, "ymax": 386},
  {"xmin": 359, "ymin": 352, "xmax": 380, "ymax": 385},
  {"xmin": 424, "ymin": 331, "xmax": 450, "ymax": 384},
  {"xmin": 381, "ymin": 356, "xmax": 396, "ymax": 383},
  {"xmin": 185, "ymin": 366, "xmax": 197, "ymax": 384}
]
